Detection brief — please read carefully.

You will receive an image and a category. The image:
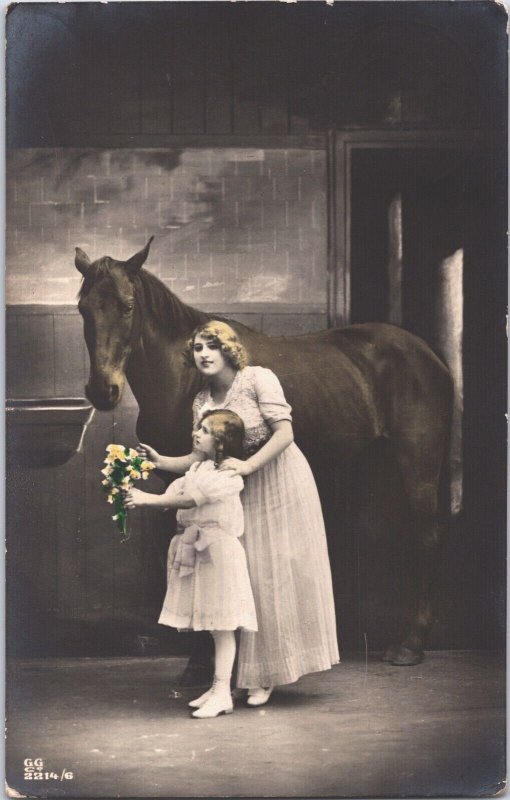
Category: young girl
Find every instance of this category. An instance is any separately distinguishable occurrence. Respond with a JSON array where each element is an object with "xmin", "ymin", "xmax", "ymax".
[{"xmin": 123, "ymin": 409, "xmax": 257, "ymax": 719}]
